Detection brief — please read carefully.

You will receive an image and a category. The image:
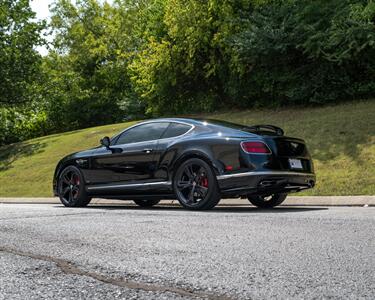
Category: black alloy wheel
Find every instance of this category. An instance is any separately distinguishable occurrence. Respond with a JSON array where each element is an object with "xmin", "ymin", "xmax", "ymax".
[
  {"xmin": 133, "ymin": 199, "xmax": 161, "ymax": 207},
  {"xmin": 58, "ymin": 166, "xmax": 91, "ymax": 207},
  {"xmin": 247, "ymin": 193, "xmax": 287, "ymax": 208},
  {"xmin": 174, "ymin": 158, "xmax": 221, "ymax": 210}
]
